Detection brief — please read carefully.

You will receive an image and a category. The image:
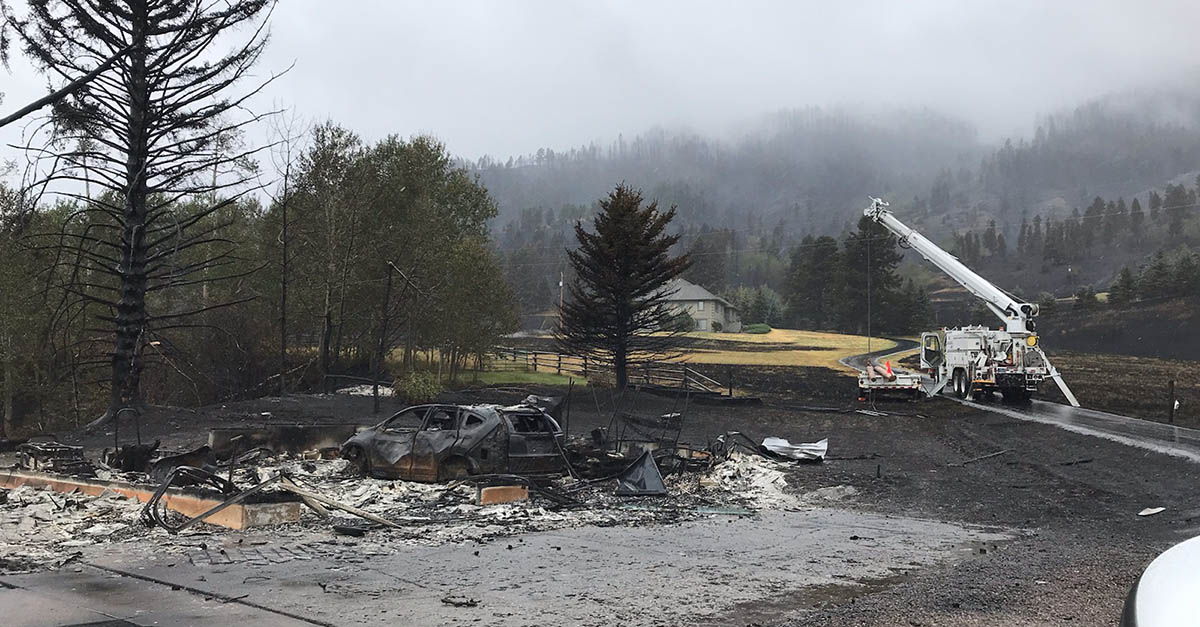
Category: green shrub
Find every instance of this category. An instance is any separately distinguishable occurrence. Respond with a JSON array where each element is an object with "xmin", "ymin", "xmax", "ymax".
[
  {"xmin": 393, "ymin": 371, "xmax": 442, "ymax": 404},
  {"xmin": 743, "ymin": 323, "xmax": 771, "ymax": 334},
  {"xmin": 666, "ymin": 311, "xmax": 696, "ymax": 332}
]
